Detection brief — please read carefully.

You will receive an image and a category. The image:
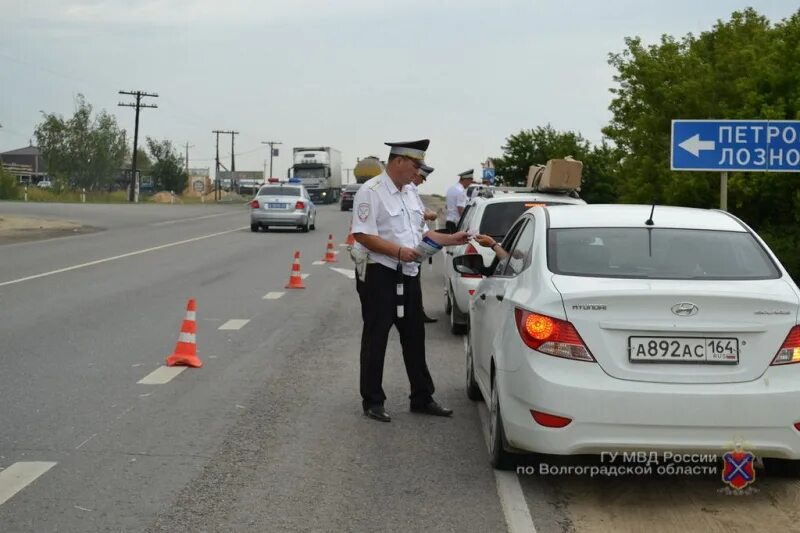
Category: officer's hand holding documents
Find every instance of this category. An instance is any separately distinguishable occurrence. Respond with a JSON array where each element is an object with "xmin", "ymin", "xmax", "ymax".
[{"xmin": 412, "ymin": 231, "xmax": 471, "ymax": 262}]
